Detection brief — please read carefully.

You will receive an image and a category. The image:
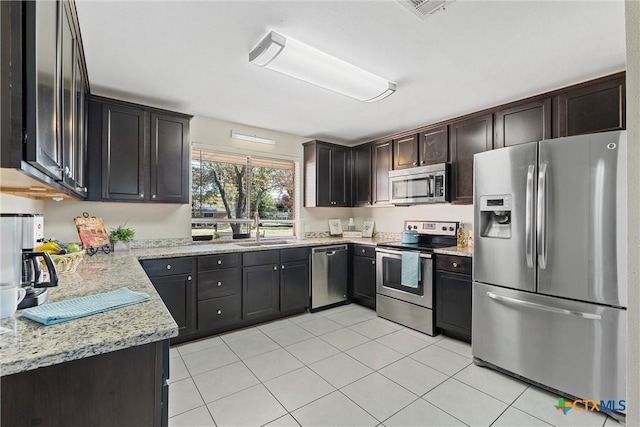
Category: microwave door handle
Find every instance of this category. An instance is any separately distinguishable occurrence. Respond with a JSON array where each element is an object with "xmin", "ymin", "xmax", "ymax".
[{"xmin": 525, "ymin": 165, "xmax": 535, "ymax": 268}]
